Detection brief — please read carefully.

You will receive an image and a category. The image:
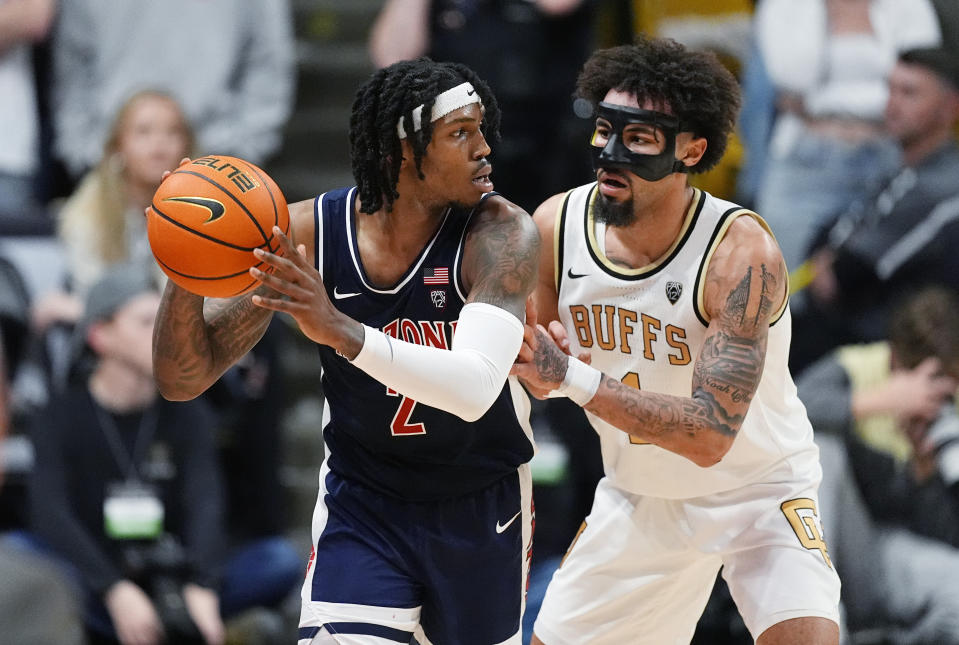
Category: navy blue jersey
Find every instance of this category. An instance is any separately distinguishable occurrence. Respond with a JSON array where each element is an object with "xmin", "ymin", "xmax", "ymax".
[{"xmin": 313, "ymin": 187, "xmax": 534, "ymax": 501}]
